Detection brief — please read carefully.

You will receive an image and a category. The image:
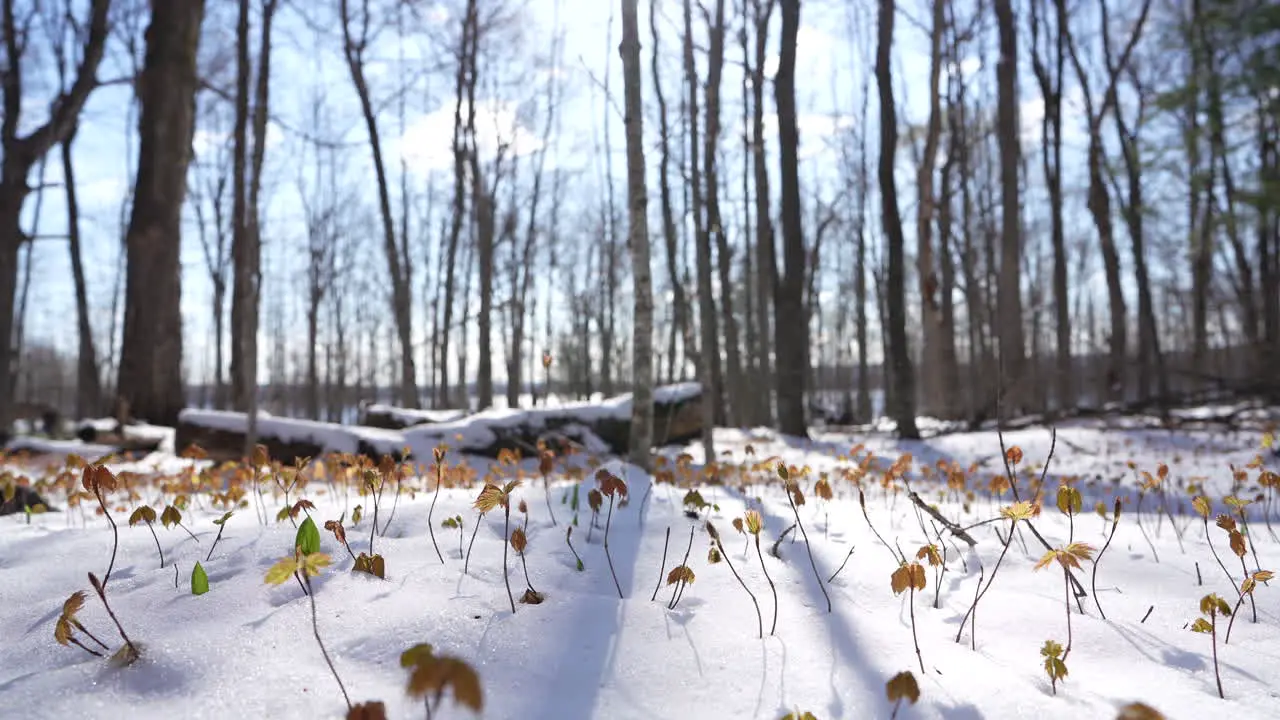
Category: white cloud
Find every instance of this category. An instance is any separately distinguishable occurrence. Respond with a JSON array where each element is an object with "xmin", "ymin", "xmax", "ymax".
[{"xmin": 395, "ymin": 100, "xmax": 543, "ymax": 173}]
